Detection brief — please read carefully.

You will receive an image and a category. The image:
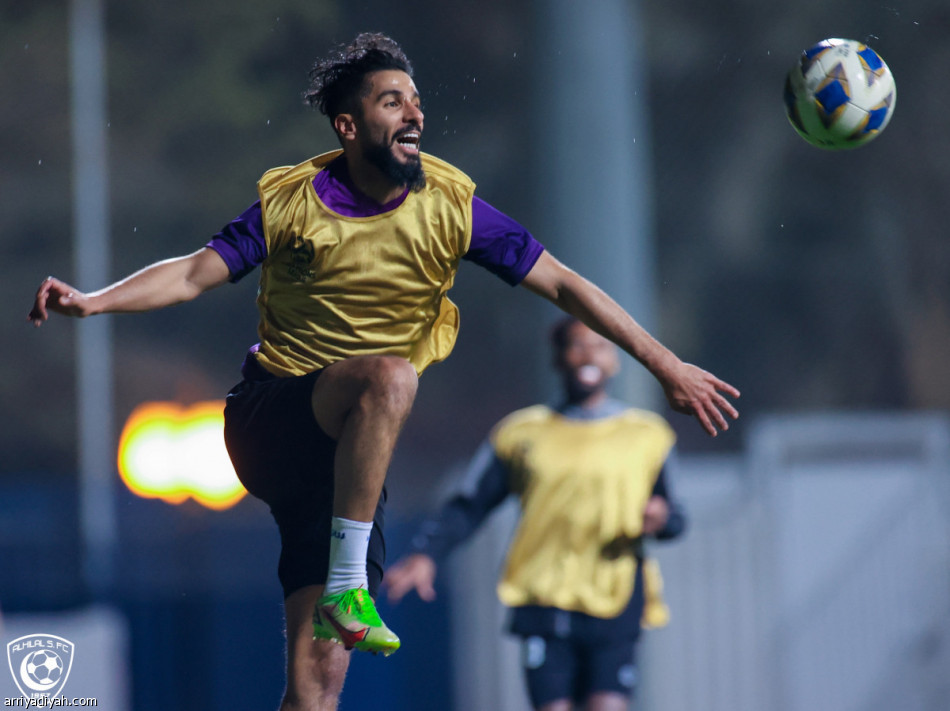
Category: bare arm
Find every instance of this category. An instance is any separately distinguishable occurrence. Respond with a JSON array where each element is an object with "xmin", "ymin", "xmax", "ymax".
[
  {"xmin": 29, "ymin": 247, "xmax": 231, "ymax": 326},
  {"xmin": 521, "ymin": 250, "xmax": 740, "ymax": 436},
  {"xmin": 641, "ymin": 495, "xmax": 670, "ymax": 535},
  {"xmin": 384, "ymin": 553, "xmax": 438, "ymax": 603}
]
